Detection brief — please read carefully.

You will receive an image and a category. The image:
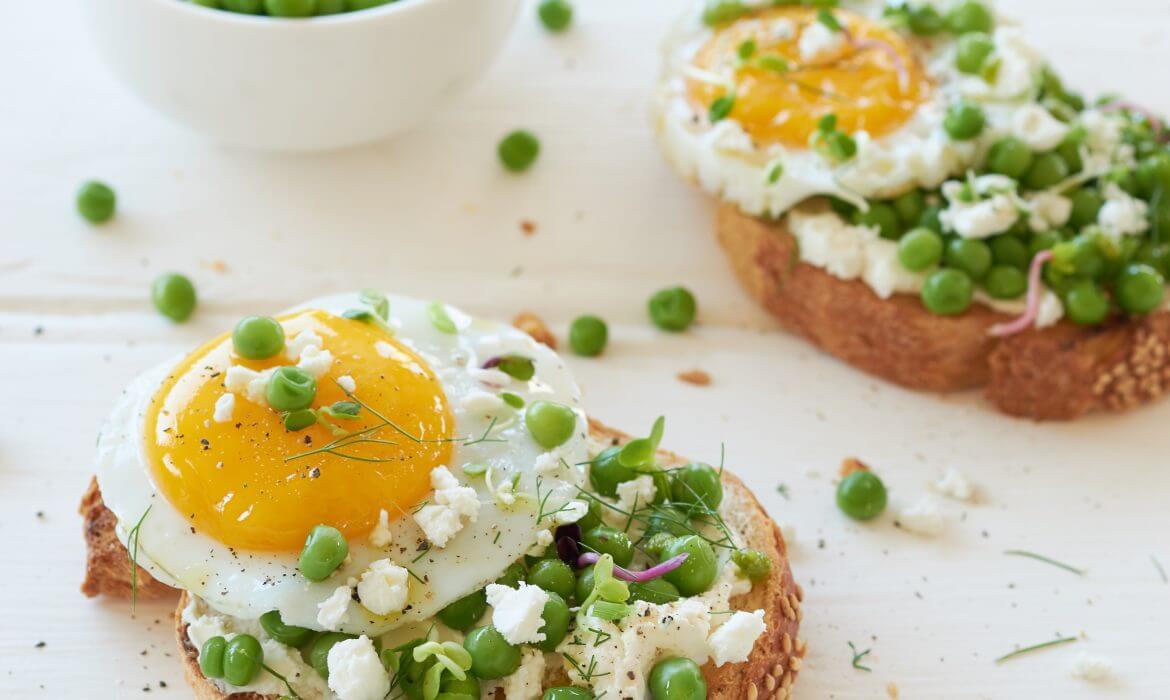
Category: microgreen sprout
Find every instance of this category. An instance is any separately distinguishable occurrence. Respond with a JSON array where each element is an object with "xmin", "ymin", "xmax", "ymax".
[
  {"xmin": 709, "ymin": 94, "xmax": 736, "ymax": 123},
  {"xmin": 848, "ymin": 642, "xmax": 872, "ymax": 672},
  {"xmin": 618, "ymin": 416, "xmax": 665, "ymax": 468},
  {"xmin": 736, "ymin": 38, "xmax": 757, "ymax": 61},
  {"xmin": 810, "ymin": 113, "xmax": 857, "ymax": 162},
  {"xmin": 427, "ymin": 302, "xmax": 458, "ymax": 334},
  {"xmin": 817, "ymin": 8, "xmax": 842, "ymax": 32},
  {"xmin": 766, "ymin": 160, "xmax": 784, "ymax": 184}
]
